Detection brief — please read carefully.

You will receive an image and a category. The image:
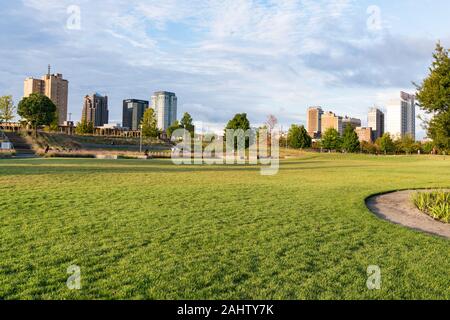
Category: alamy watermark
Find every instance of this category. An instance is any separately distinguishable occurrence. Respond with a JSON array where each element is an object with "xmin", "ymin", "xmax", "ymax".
[
  {"xmin": 66, "ymin": 5, "xmax": 81, "ymax": 30},
  {"xmin": 366, "ymin": 5, "xmax": 382, "ymax": 32},
  {"xmin": 67, "ymin": 265, "xmax": 81, "ymax": 290},
  {"xmin": 366, "ymin": 265, "xmax": 381, "ymax": 290},
  {"xmin": 170, "ymin": 128, "xmax": 280, "ymax": 176}
]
